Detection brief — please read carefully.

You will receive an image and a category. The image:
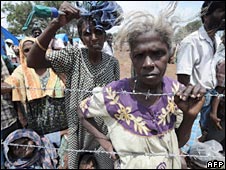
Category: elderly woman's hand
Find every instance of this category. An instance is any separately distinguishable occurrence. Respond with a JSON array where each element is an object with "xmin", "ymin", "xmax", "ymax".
[{"xmin": 174, "ymin": 84, "xmax": 206, "ymax": 118}]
